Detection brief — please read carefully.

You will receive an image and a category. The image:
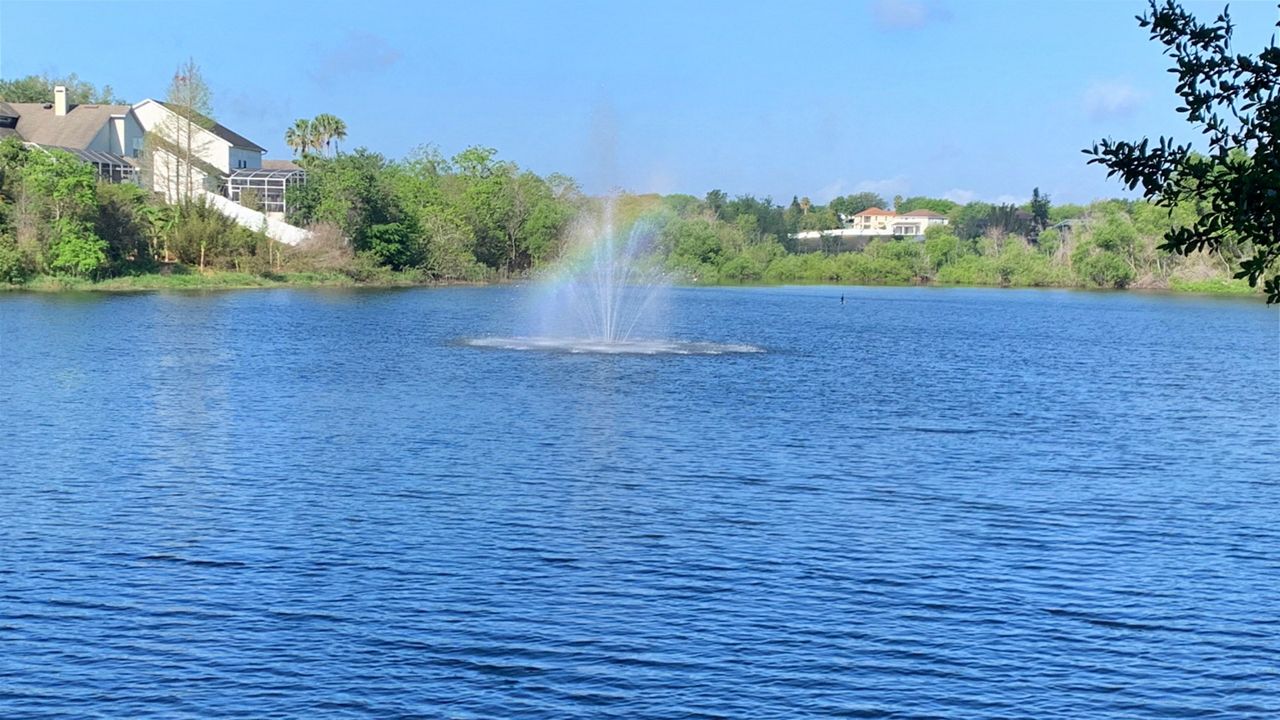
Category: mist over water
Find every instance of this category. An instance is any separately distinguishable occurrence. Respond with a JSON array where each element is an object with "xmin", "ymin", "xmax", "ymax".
[
  {"xmin": 468, "ymin": 198, "xmax": 762, "ymax": 355},
  {"xmin": 533, "ymin": 200, "xmax": 670, "ymax": 343}
]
